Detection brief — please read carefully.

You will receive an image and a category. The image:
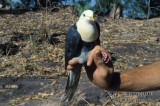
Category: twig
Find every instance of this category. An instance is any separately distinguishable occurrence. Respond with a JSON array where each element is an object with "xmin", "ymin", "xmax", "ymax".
[
  {"xmin": 6, "ymin": 49, "xmax": 11, "ymax": 56},
  {"xmin": 150, "ymin": 7, "xmax": 160, "ymax": 11},
  {"xmin": 81, "ymin": 97, "xmax": 92, "ymax": 106},
  {"xmin": 103, "ymin": 90, "xmax": 118, "ymax": 106}
]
